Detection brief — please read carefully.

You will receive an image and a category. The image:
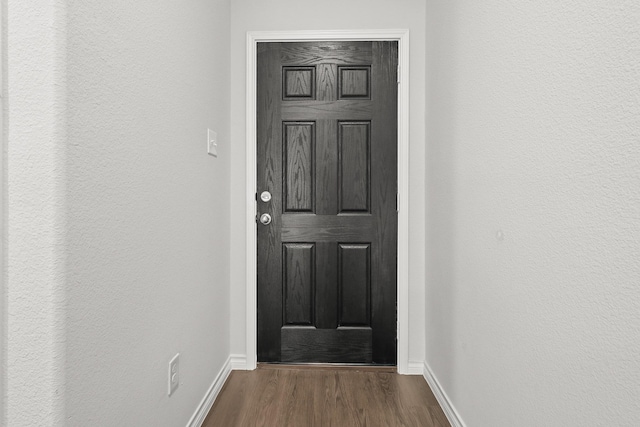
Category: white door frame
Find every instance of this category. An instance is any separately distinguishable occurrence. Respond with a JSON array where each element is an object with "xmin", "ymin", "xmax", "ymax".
[{"xmin": 245, "ymin": 29, "xmax": 411, "ymax": 374}]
